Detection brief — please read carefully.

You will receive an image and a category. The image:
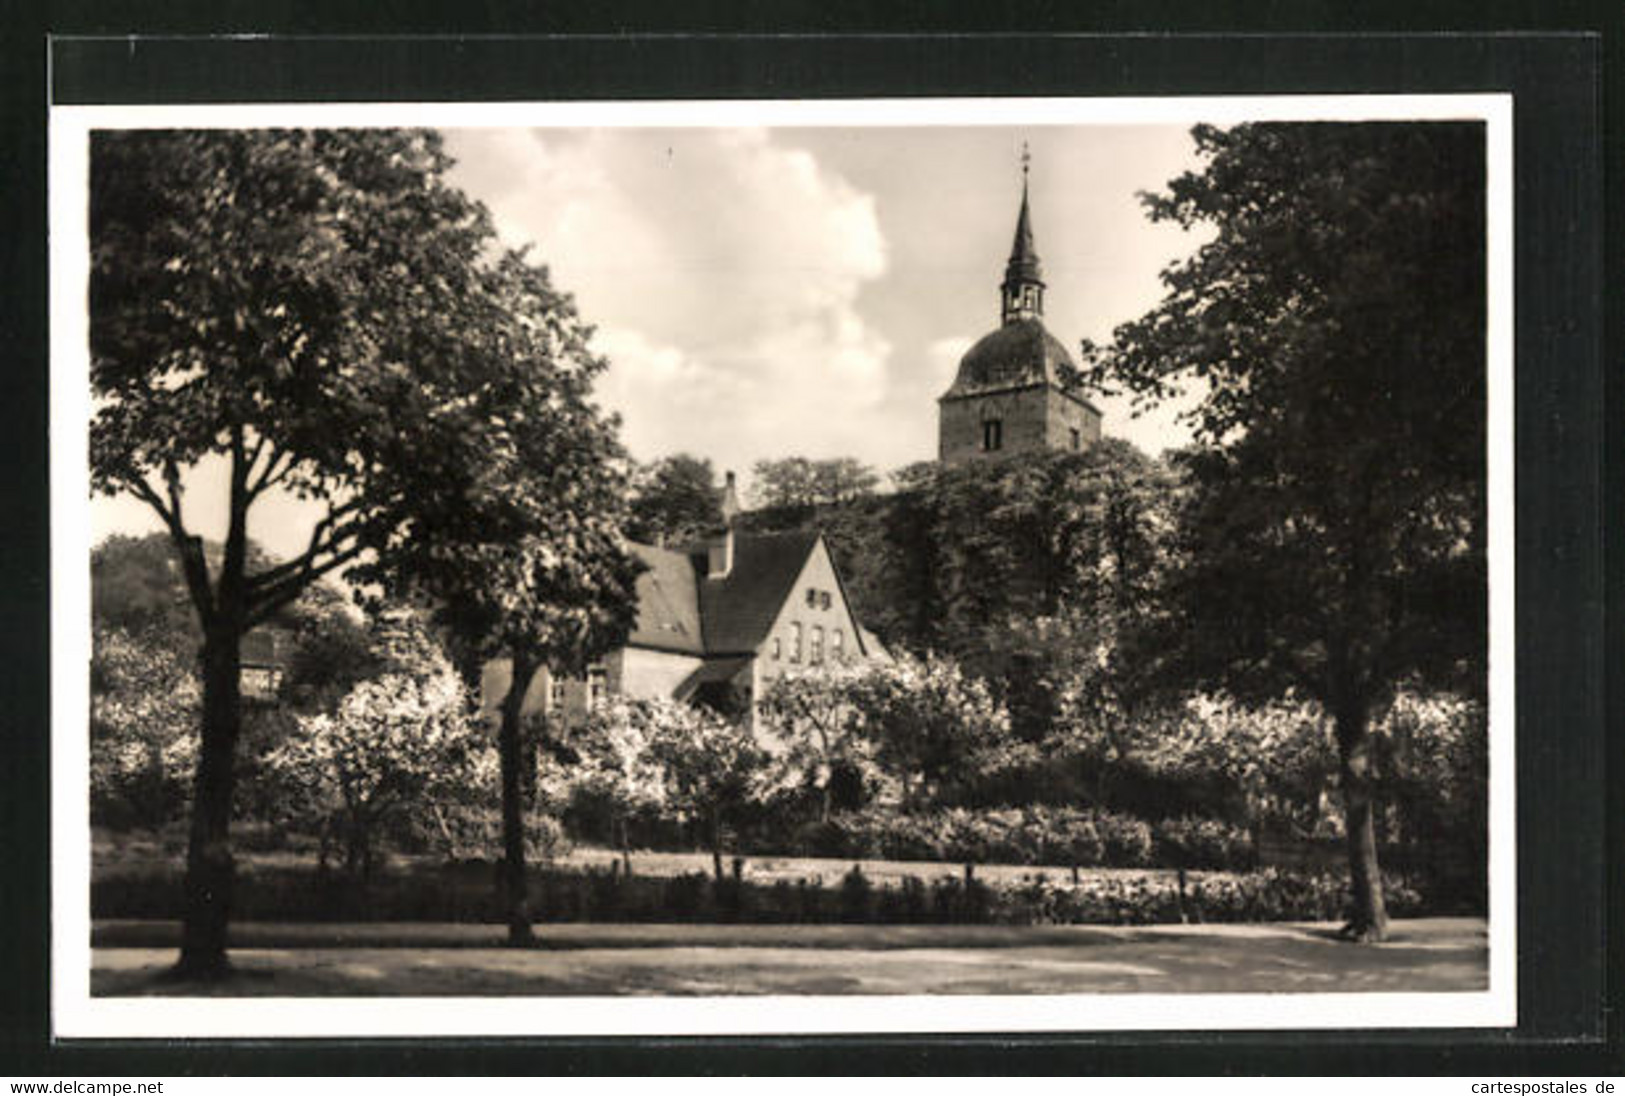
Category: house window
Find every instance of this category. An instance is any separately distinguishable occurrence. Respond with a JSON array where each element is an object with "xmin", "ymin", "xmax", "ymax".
[
  {"xmin": 791, "ymin": 622, "xmax": 803, "ymax": 663},
  {"xmin": 549, "ymin": 676, "xmax": 567, "ymax": 709},
  {"xmin": 587, "ymin": 666, "xmax": 608, "ymax": 709},
  {"xmin": 831, "ymin": 629, "xmax": 845, "ymax": 660},
  {"xmin": 1070, "ymin": 427, "xmax": 1081, "ymax": 451},
  {"xmin": 810, "ymin": 625, "xmax": 824, "ymax": 666},
  {"xmin": 819, "ymin": 591, "xmax": 831, "ymax": 610},
  {"xmin": 772, "ymin": 636, "xmax": 782, "ymax": 661},
  {"xmin": 982, "ymin": 419, "xmax": 1003, "ymax": 452},
  {"xmin": 806, "ymin": 588, "xmax": 818, "ymax": 608}
]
